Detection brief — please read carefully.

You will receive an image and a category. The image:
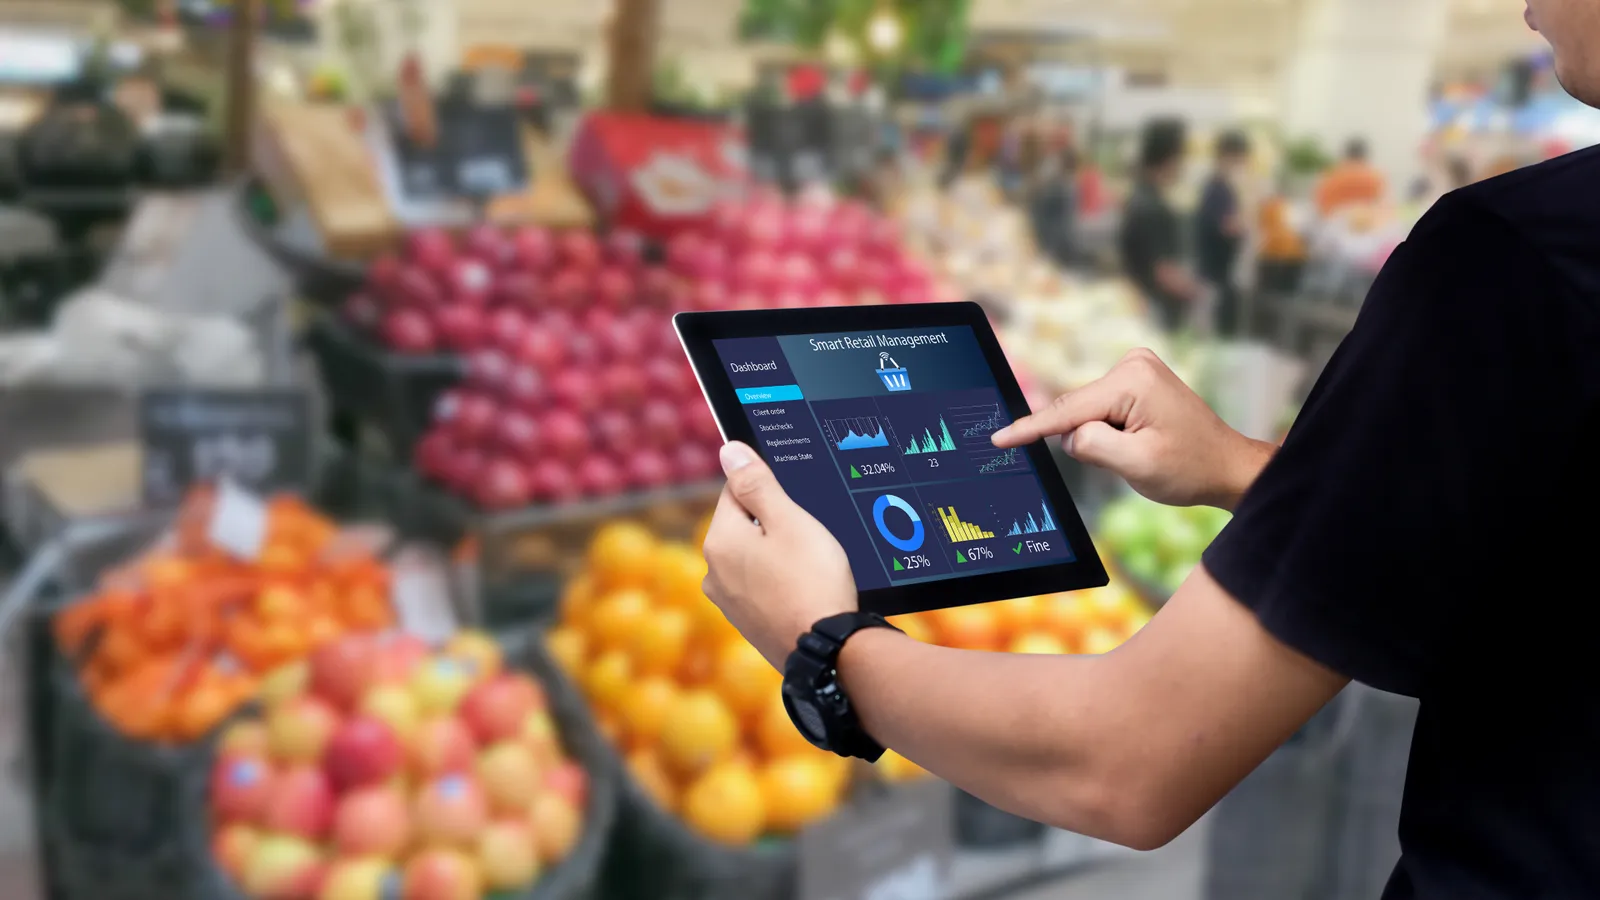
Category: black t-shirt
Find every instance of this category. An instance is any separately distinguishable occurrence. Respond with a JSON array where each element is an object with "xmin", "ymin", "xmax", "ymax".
[
  {"xmin": 1195, "ymin": 173, "xmax": 1241, "ymax": 285},
  {"xmin": 1204, "ymin": 147, "xmax": 1600, "ymax": 899},
  {"xmin": 1118, "ymin": 178, "xmax": 1185, "ymax": 328}
]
